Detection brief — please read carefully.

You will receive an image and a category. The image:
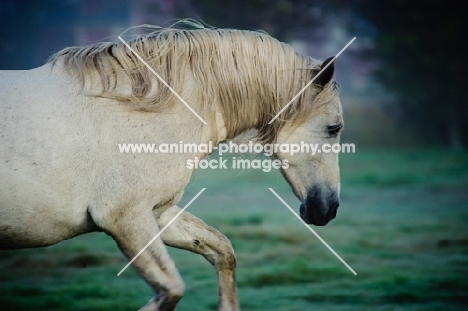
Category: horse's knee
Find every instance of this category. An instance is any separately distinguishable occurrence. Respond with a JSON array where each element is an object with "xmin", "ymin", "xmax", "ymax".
[
  {"xmin": 144, "ymin": 281, "xmax": 185, "ymax": 311},
  {"xmin": 219, "ymin": 250, "xmax": 236, "ymax": 270},
  {"xmin": 168, "ymin": 280, "xmax": 185, "ymax": 299},
  {"xmin": 157, "ymin": 275, "xmax": 185, "ymax": 300},
  {"xmin": 215, "ymin": 236, "xmax": 236, "ymax": 270}
]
